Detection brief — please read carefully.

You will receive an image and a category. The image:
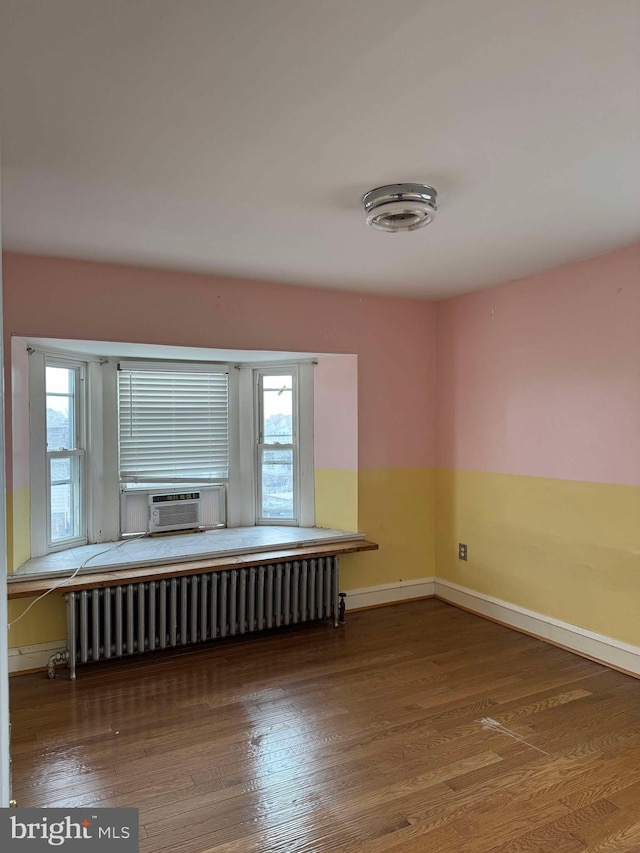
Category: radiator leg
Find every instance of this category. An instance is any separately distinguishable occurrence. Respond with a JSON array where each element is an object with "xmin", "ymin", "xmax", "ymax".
[{"xmin": 338, "ymin": 592, "xmax": 346, "ymax": 625}]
